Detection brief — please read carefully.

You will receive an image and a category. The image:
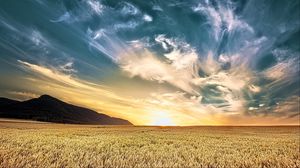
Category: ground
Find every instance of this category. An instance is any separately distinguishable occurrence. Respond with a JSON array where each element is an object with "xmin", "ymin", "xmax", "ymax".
[{"xmin": 0, "ymin": 120, "xmax": 299, "ymax": 168}]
